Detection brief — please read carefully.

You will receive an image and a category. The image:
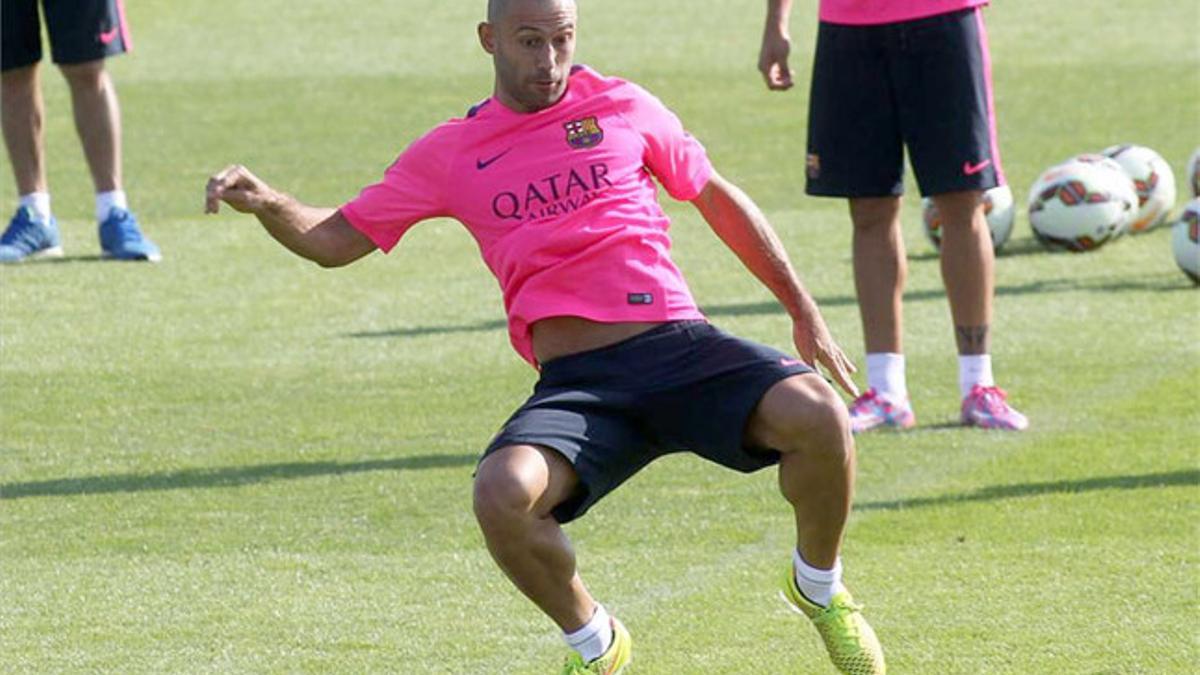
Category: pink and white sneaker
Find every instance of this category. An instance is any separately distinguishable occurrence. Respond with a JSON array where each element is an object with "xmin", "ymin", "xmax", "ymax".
[
  {"xmin": 961, "ymin": 385, "xmax": 1029, "ymax": 430},
  {"xmin": 848, "ymin": 388, "xmax": 916, "ymax": 433}
]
